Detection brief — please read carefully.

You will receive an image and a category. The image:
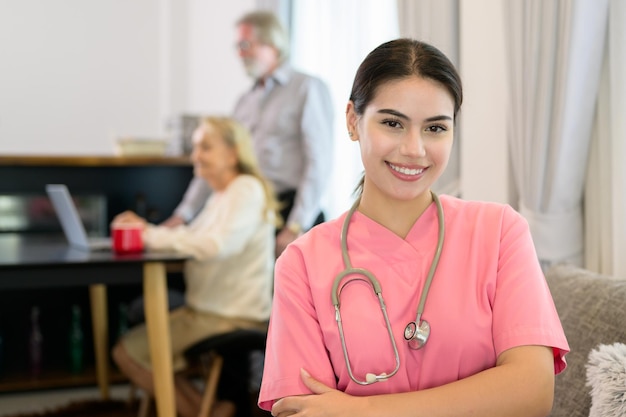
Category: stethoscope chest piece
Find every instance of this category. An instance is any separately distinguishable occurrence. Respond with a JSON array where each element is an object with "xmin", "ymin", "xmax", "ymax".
[
  {"xmin": 404, "ymin": 319, "xmax": 430, "ymax": 350},
  {"xmin": 333, "ymin": 192, "xmax": 444, "ymax": 384}
]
